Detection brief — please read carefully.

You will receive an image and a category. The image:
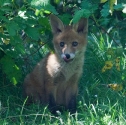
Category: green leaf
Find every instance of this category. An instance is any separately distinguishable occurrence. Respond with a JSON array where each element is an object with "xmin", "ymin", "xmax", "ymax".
[
  {"xmin": 31, "ymin": 0, "xmax": 58, "ymax": 15},
  {"xmin": 58, "ymin": 14, "xmax": 72, "ymax": 25},
  {"xmin": 0, "ymin": 55, "xmax": 22, "ymax": 84},
  {"xmin": 0, "ymin": 0, "xmax": 11, "ymax": 6},
  {"xmin": 15, "ymin": 43, "xmax": 25, "ymax": 55},
  {"xmin": 73, "ymin": 9, "xmax": 90, "ymax": 23},
  {"xmin": 10, "ymin": 36, "xmax": 25, "ymax": 55},
  {"xmin": 6, "ymin": 21, "xmax": 20, "ymax": 36},
  {"xmin": 14, "ymin": 17, "xmax": 26, "ymax": 29},
  {"xmin": 43, "ymin": 4, "xmax": 58, "ymax": 15},
  {"xmin": 114, "ymin": 4, "xmax": 123, "ymax": 10},
  {"xmin": 31, "ymin": 0, "xmax": 49, "ymax": 6},
  {"xmin": 0, "ymin": 10, "xmax": 9, "ymax": 22},
  {"xmin": 25, "ymin": 26, "xmax": 40, "ymax": 40},
  {"xmin": 0, "ymin": 56, "xmax": 16, "ymax": 73},
  {"xmin": 38, "ymin": 17, "xmax": 50, "ymax": 30},
  {"xmin": 99, "ymin": 18, "xmax": 110, "ymax": 26},
  {"xmin": 101, "ymin": 3, "xmax": 109, "ymax": 17},
  {"xmin": 73, "ymin": 0, "xmax": 96, "ymax": 23},
  {"xmin": 0, "ymin": 0, "xmax": 6, "ymax": 6},
  {"xmin": 81, "ymin": 0, "xmax": 98, "ymax": 12},
  {"xmin": 1, "ymin": 6, "xmax": 12, "ymax": 12},
  {"xmin": 27, "ymin": 19, "xmax": 38, "ymax": 25}
]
